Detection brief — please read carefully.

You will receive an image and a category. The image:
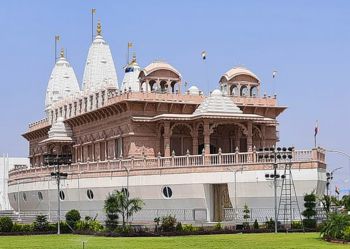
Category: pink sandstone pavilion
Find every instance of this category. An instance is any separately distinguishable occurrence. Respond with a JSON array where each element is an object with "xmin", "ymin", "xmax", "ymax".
[{"xmin": 8, "ymin": 21, "xmax": 326, "ymax": 223}]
